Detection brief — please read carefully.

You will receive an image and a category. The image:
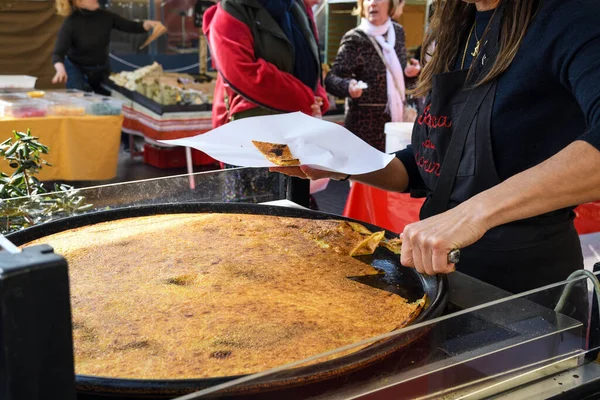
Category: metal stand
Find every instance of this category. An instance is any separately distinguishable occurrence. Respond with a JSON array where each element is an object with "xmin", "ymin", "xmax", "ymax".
[
  {"xmin": 554, "ymin": 268, "xmax": 600, "ymax": 363},
  {"xmin": 587, "ymin": 262, "xmax": 600, "ymax": 361},
  {"xmin": 286, "ymin": 177, "xmax": 311, "ymax": 208},
  {"xmin": 194, "ymin": 0, "xmax": 216, "ymax": 80},
  {"xmin": 555, "ymin": 269, "xmax": 600, "ymax": 313},
  {"xmin": 180, "ymin": 11, "xmax": 187, "ymax": 49}
]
